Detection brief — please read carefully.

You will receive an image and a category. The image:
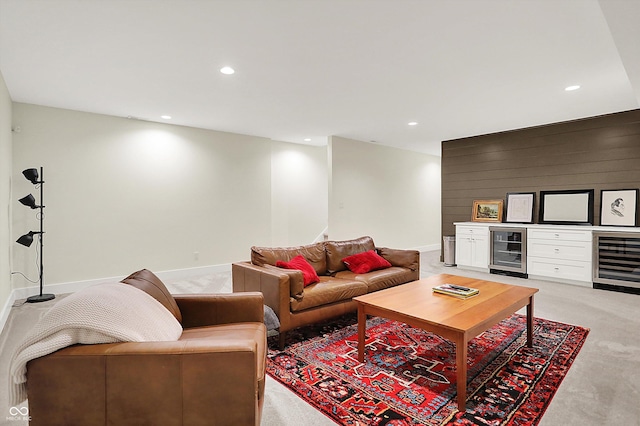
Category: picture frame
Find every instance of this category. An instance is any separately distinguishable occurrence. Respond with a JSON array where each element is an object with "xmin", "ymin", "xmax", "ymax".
[
  {"xmin": 539, "ymin": 189, "xmax": 594, "ymax": 225},
  {"xmin": 599, "ymin": 189, "xmax": 638, "ymax": 227},
  {"xmin": 472, "ymin": 199, "xmax": 503, "ymax": 223},
  {"xmin": 505, "ymin": 192, "xmax": 535, "ymax": 223}
]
